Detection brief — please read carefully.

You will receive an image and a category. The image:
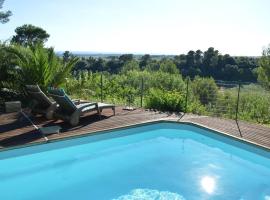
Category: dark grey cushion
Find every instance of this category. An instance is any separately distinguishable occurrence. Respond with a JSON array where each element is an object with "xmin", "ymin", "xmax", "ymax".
[
  {"xmin": 26, "ymin": 85, "xmax": 52, "ymax": 109},
  {"xmin": 48, "ymin": 88, "xmax": 77, "ymax": 114}
]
